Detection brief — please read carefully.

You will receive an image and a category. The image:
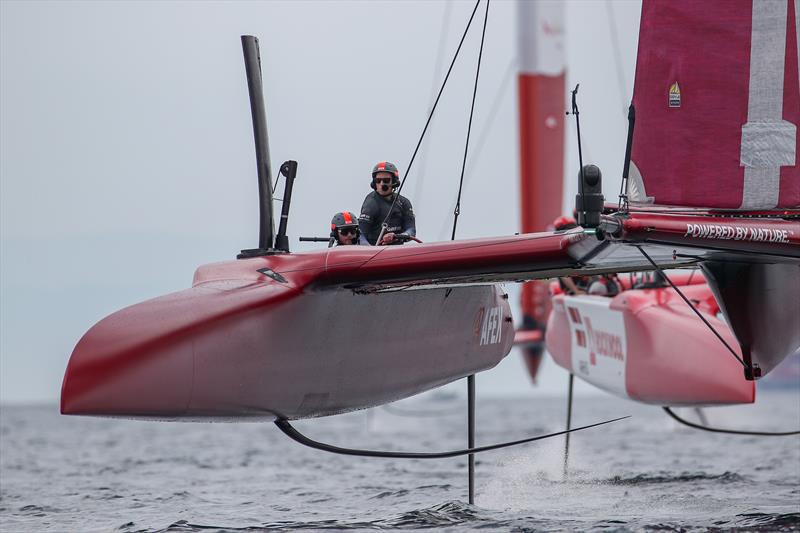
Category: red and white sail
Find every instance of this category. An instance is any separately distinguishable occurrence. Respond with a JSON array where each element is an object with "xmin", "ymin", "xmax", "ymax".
[
  {"xmin": 517, "ymin": 0, "xmax": 565, "ymax": 234},
  {"xmin": 516, "ymin": 0, "xmax": 566, "ymax": 381},
  {"xmin": 629, "ymin": 0, "xmax": 800, "ymax": 210}
]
